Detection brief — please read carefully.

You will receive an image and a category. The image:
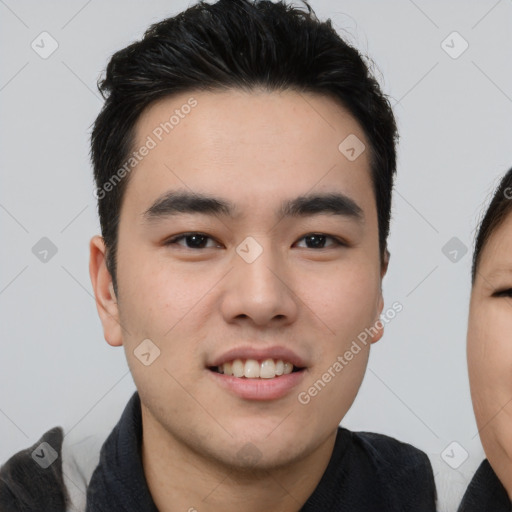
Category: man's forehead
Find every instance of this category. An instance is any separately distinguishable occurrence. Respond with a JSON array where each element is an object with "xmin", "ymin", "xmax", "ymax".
[
  {"xmin": 125, "ymin": 89, "xmax": 374, "ymax": 218},
  {"xmin": 133, "ymin": 89, "xmax": 365, "ymax": 145}
]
